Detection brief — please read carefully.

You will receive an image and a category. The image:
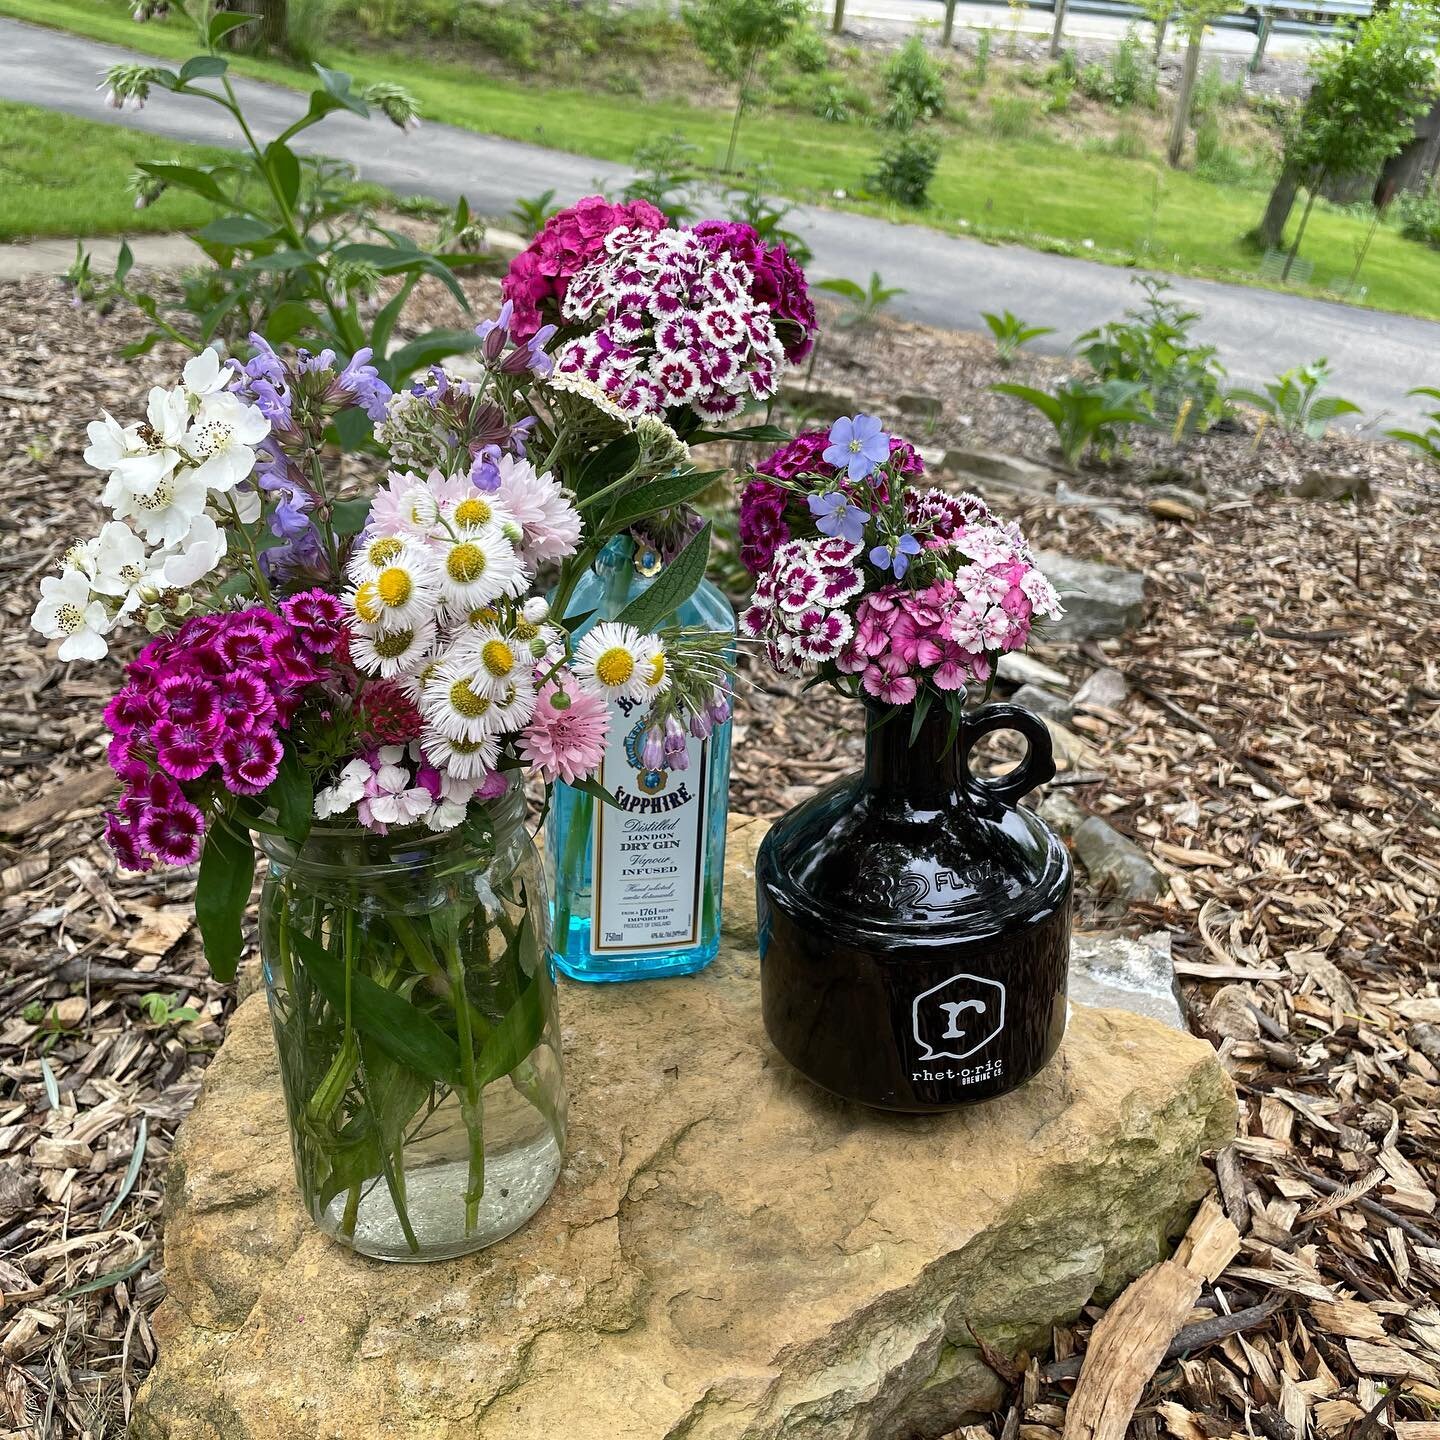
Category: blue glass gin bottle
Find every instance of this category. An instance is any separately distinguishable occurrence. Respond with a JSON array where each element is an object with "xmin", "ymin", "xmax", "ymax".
[{"xmin": 548, "ymin": 535, "xmax": 734, "ymax": 982}]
